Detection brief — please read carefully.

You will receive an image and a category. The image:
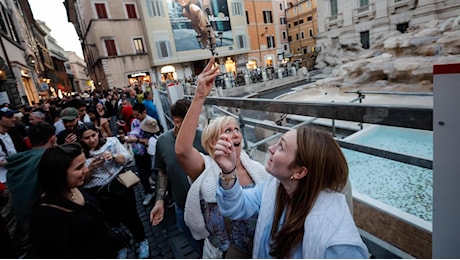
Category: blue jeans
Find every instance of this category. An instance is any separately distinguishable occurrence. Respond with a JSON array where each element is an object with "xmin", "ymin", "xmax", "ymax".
[{"xmin": 175, "ymin": 206, "xmax": 203, "ymax": 255}]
